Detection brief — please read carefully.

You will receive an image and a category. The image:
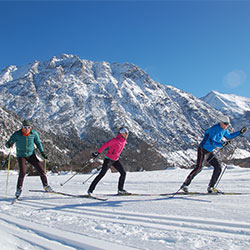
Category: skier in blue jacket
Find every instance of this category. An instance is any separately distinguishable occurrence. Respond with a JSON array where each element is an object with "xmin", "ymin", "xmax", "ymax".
[{"xmin": 180, "ymin": 115, "xmax": 247, "ymax": 193}]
